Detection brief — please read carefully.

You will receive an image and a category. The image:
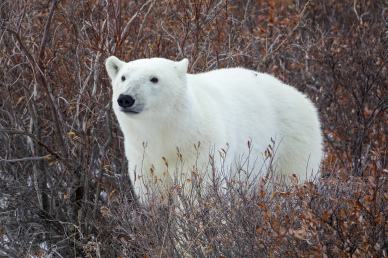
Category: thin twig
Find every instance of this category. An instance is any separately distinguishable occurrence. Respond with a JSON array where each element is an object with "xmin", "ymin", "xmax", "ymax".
[
  {"xmin": 38, "ymin": 0, "xmax": 58, "ymax": 64},
  {"xmin": 258, "ymin": 0, "xmax": 311, "ymax": 68},
  {"xmin": 0, "ymin": 156, "xmax": 47, "ymax": 163}
]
